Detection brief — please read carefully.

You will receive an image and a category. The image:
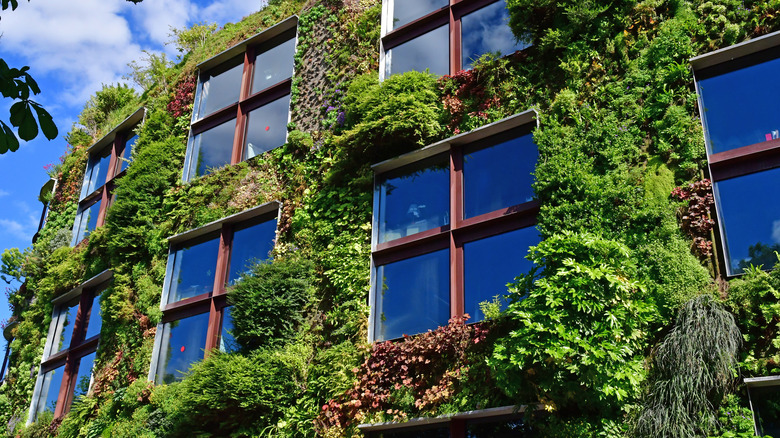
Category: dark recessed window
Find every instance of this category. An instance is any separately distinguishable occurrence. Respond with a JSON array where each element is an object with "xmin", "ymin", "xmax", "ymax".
[
  {"xmin": 155, "ymin": 312, "xmax": 210, "ymax": 384},
  {"xmin": 185, "ymin": 22, "xmax": 297, "ymax": 181},
  {"xmin": 371, "ymin": 113, "xmax": 539, "ymax": 341},
  {"xmin": 363, "ymin": 409, "xmax": 531, "ymax": 437}
]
